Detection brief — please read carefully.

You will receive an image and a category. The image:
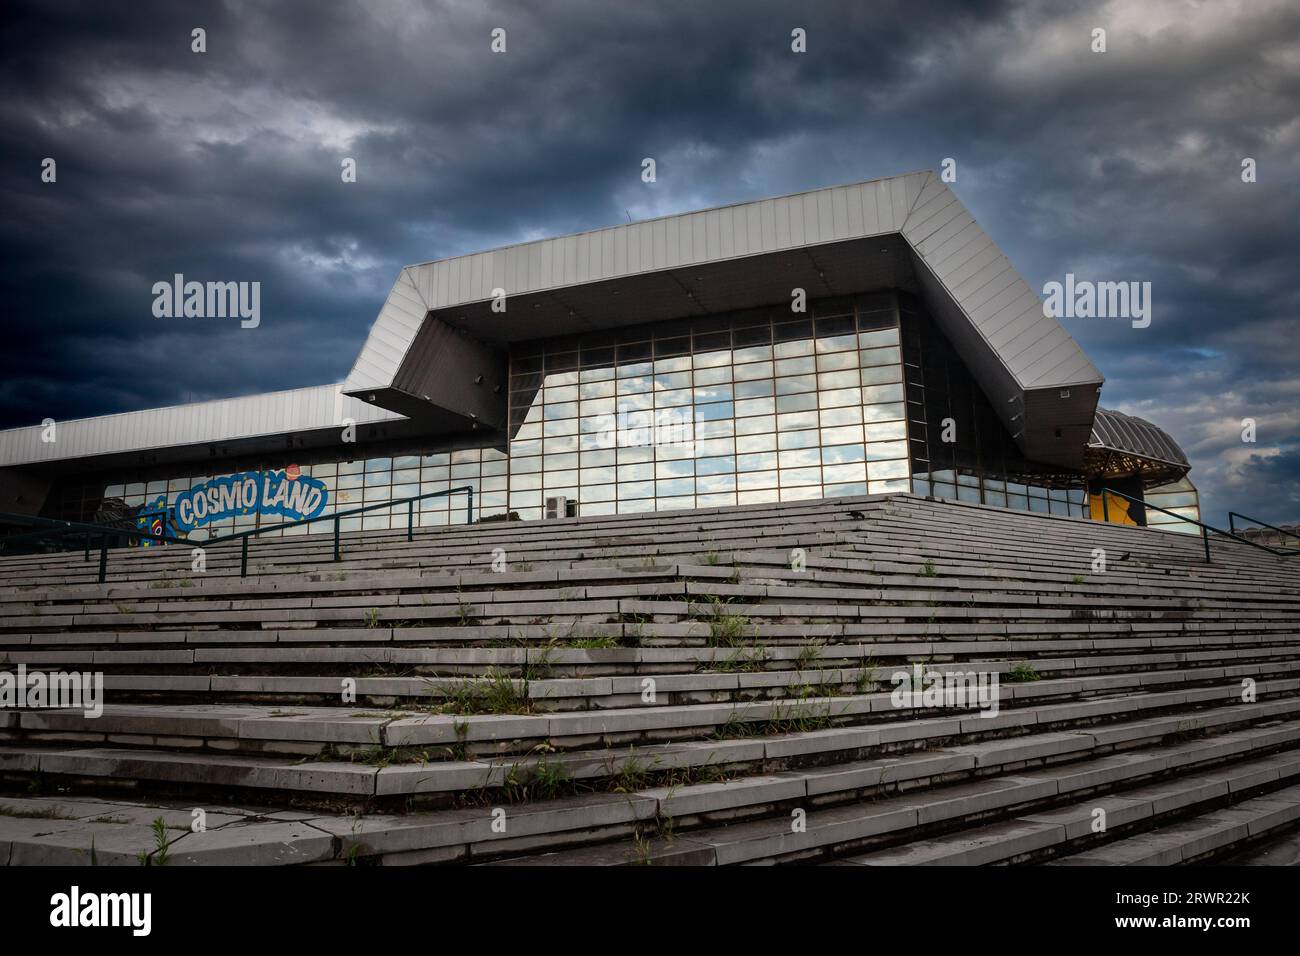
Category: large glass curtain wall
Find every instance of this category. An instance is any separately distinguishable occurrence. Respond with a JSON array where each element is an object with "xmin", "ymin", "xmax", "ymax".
[
  {"xmin": 63, "ymin": 292, "xmax": 1172, "ymax": 538},
  {"xmin": 901, "ymin": 294, "xmax": 1090, "ymax": 518},
  {"xmin": 505, "ymin": 294, "xmax": 913, "ymax": 521}
]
